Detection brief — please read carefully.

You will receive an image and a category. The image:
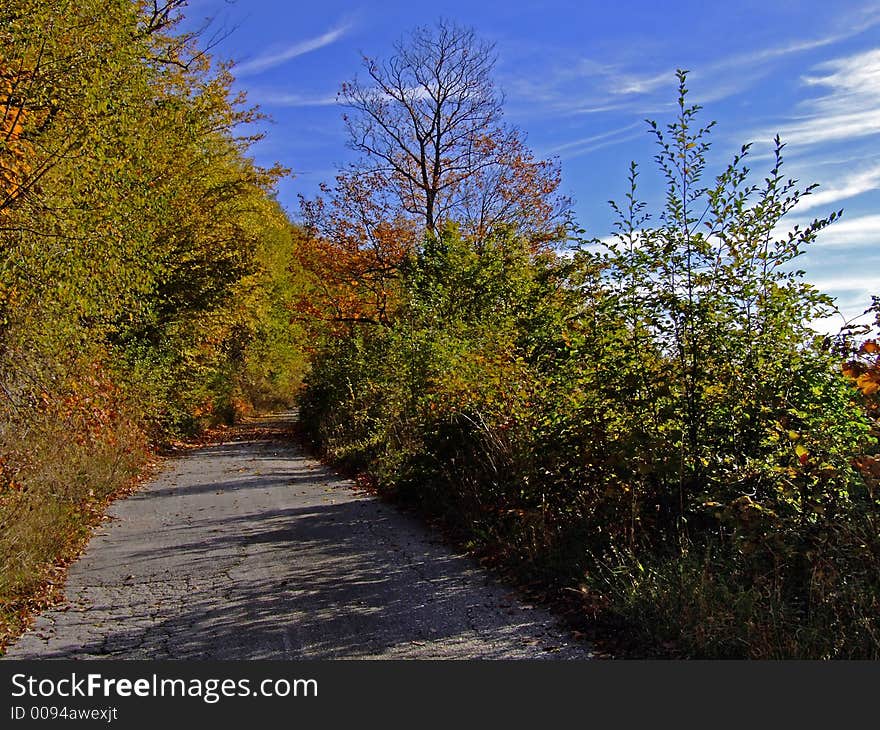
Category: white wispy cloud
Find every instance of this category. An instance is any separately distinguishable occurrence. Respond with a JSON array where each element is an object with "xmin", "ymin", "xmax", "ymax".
[
  {"xmin": 764, "ymin": 48, "xmax": 880, "ymax": 148},
  {"xmin": 808, "ymin": 270, "xmax": 876, "ymax": 333},
  {"xmin": 611, "ymin": 23, "xmax": 880, "ymax": 107},
  {"xmin": 546, "ymin": 122, "xmax": 643, "ymax": 156},
  {"xmin": 713, "ymin": 9, "xmax": 880, "ymax": 71},
  {"xmin": 509, "ymin": 5, "xmax": 880, "ymax": 118},
  {"xmin": 630, "ymin": 7, "xmax": 880, "ymax": 98},
  {"xmin": 611, "ymin": 70, "xmax": 671, "ymax": 96},
  {"xmin": 812, "ymin": 273, "xmax": 877, "ymax": 294},
  {"xmin": 781, "ymin": 213, "xmax": 880, "ymax": 248},
  {"xmin": 796, "ymin": 162, "xmax": 880, "ymax": 212},
  {"xmin": 235, "ymin": 22, "xmax": 352, "ymax": 77},
  {"xmin": 812, "ymin": 213, "xmax": 880, "ymax": 247},
  {"xmin": 249, "ymin": 90, "xmax": 339, "ymax": 108}
]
